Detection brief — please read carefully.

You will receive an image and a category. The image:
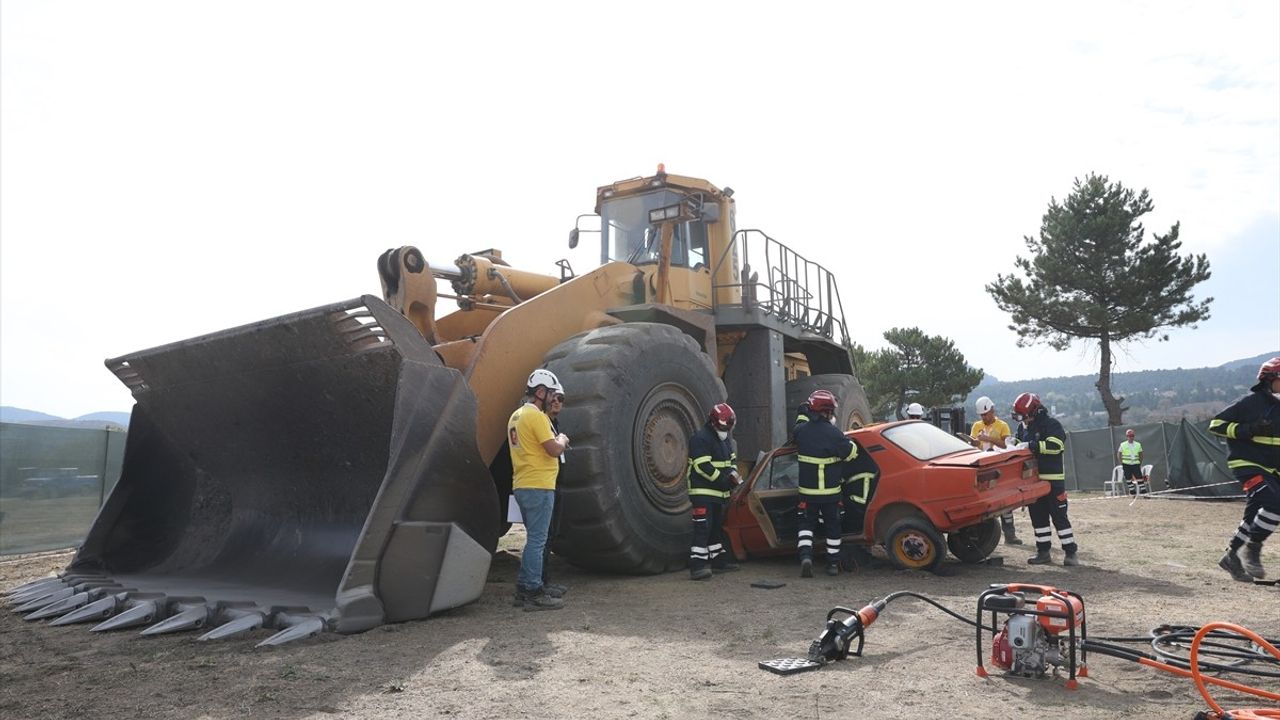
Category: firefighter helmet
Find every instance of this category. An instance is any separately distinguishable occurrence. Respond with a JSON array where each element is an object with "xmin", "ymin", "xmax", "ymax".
[
  {"xmin": 1259, "ymin": 357, "xmax": 1280, "ymax": 383},
  {"xmin": 807, "ymin": 390, "xmax": 838, "ymax": 415},
  {"xmin": 709, "ymin": 403, "xmax": 736, "ymax": 431},
  {"xmin": 1012, "ymin": 392, "xmax": 1042, "ymax": 418}
]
